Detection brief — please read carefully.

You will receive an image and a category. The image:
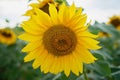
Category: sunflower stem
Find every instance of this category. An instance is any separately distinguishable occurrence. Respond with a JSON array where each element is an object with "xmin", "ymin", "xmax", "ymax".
[{"xmin": 83, "ymin": 65, "xmax": 89, "ymax": 80}]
